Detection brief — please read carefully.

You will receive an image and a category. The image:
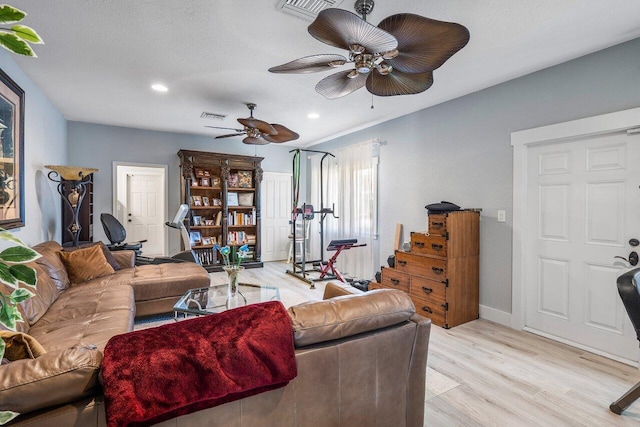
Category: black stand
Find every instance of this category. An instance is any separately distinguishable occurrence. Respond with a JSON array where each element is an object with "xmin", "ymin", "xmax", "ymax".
[
  {"xmin": 47, "ymin": 171, "xmax": 92, "ymax": 248},
  {"xmin": 286, "ymin": 149, "xmax": 338, "ymax": 288}
]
